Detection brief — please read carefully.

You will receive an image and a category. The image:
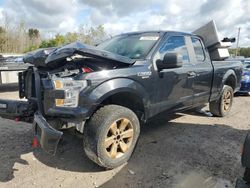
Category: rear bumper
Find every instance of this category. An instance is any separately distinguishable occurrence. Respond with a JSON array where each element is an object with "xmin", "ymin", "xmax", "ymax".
[{"xmin": 34, "ymin": 112, "xmax": 63, "ymax": 155}]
